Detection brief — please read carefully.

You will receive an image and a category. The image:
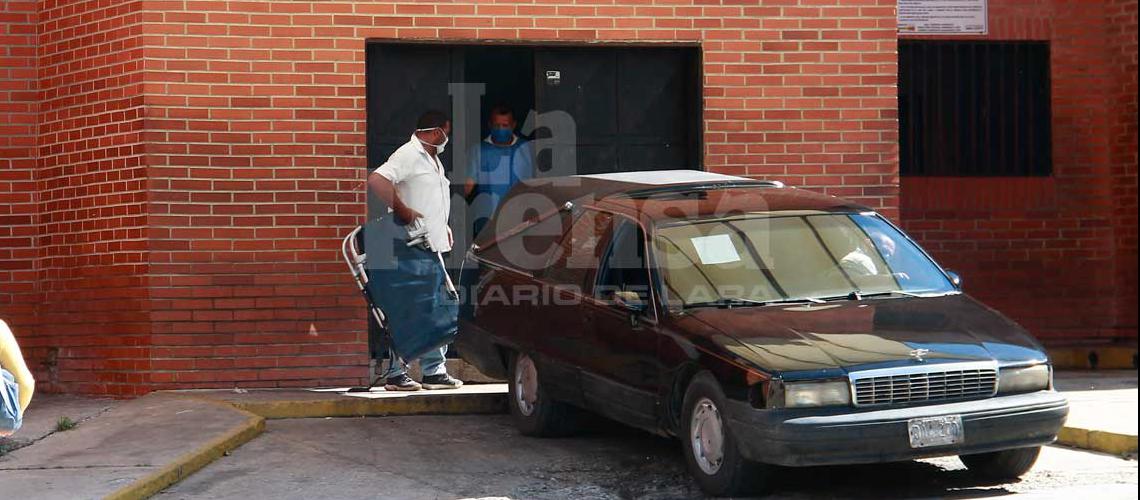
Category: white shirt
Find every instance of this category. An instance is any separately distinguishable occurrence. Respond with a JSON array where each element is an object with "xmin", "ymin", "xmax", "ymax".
[
  {"xmin": 373, "ymin": 134, "xmax": 452, "ymax": 252},
  {"xmin": 840, "ymin": 248, "xmax": 878, "ymax": 276}
]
